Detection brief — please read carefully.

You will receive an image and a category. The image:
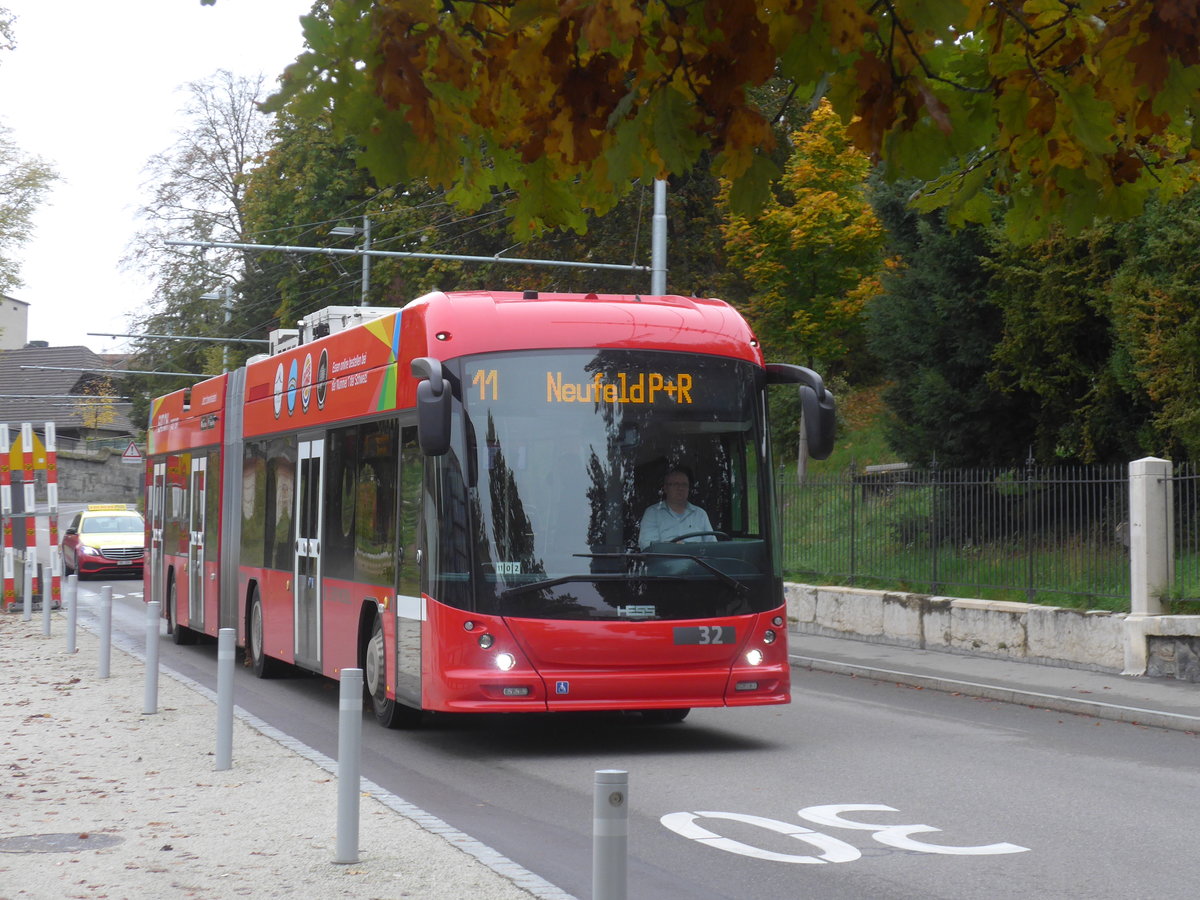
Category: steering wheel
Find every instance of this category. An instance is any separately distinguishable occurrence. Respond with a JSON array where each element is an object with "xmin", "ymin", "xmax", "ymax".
[{"xmin": 670, "ymin": 531, "xmax": 731, "ymax": 543}]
